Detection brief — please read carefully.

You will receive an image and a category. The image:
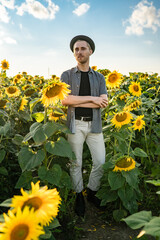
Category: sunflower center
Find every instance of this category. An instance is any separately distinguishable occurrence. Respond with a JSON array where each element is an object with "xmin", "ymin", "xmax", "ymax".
[
  {"xmin": 2, "ymin": 62, "xmax": 8, "ymax": 68},
  {"xmin": 11, "ymin": 224, "xmax": 29, "ymax": 240},
  {"xmin": 108, "ymin": 74, "xmax": 117, "ymax": 83},
  {"xmin": 115, "ymin": 112, "xmax": 127, "ymax": 122},
  {"xmin": 22, "ymin": 197, "xmax": 42, "ymax": 211},
  {"xmin": 8, "ymin": 87, "xmax": 16, "ymax": 94},
  {"xmin": 46, "ymin": 85, "xmax": 62, "ymax": 98},
  {"xmin": 133, "ymin": 85, "xmax": 139, "ymax": 92},
  {"xmin": 116, "ymin": 158, "xmax": 133, "ymax": 168},
  {"xmin": 136, "ymin": 120, "xmax": 141, "ymax": 126}
]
